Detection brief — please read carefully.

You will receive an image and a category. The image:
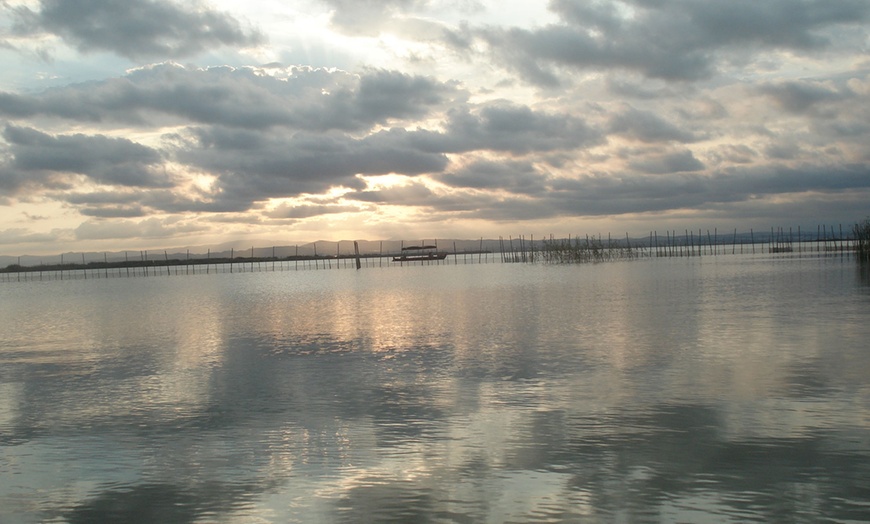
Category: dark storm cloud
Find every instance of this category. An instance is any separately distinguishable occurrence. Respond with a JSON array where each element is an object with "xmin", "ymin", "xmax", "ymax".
[
  {"xmin": 345, "ymin": 162, "xmax": 870, "ymax": 222},
  {"xmin": 758, "ymin": 79, "xmax": 852, "ymax": 115},
  {"xmin": 0, "ymin": 64, "xmax": 462, "ymax": 132},
  {"xmin": 408, "ymin": 102, "xmax": 602, "ymax": 153},
  {"xmin": 438, "ymin": 160, "xmax": 550, "ymax": 194},
  {"xmin": 709, "ymin": 144, "xmax": 757, "ymax": 165},
  {"xmin": 355, "ymin": 69, "xmax": 462, "ymax": 123},
  {"xmin": 13, "ymin": 0, "xmax": 263, "ymax": 60},
  {"xmin": 62, "ymin": 191, "xmax": 147, "ymax": 217},
  {"xmin": 627, "ymin": 149, "xmax": 705, "ymax": 174},
  {"xmin": 151, "ymin": 94, "xmax": 604, "ymax": 212},
  {"xmin": 607, "ymin": 106, "xmax": 698, "ymax": 143},
  {"xmin": 64, "ymin": 191, "xmax": 144, "ymax": 205},
  {"xmin": 180, "ymin": 126, "xmax": 449, "ymax": 179},
  {"xmin": 163, "ymin": 126, "xmax": 448, "ymax": 213},
  {"xmin": 465, "ymin": 0, "xmax": 870, "ymax": 85},
  {"xmin": 78, "ymin": 206, "xmax": 147, "ymax": 218},
  {"xmin": 546, "ymin": 163, "xmax": 870, "ymax": 217},
  {"xmin": 0, "ymin": 124, "xmax": 168, "ymax": 194}
]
